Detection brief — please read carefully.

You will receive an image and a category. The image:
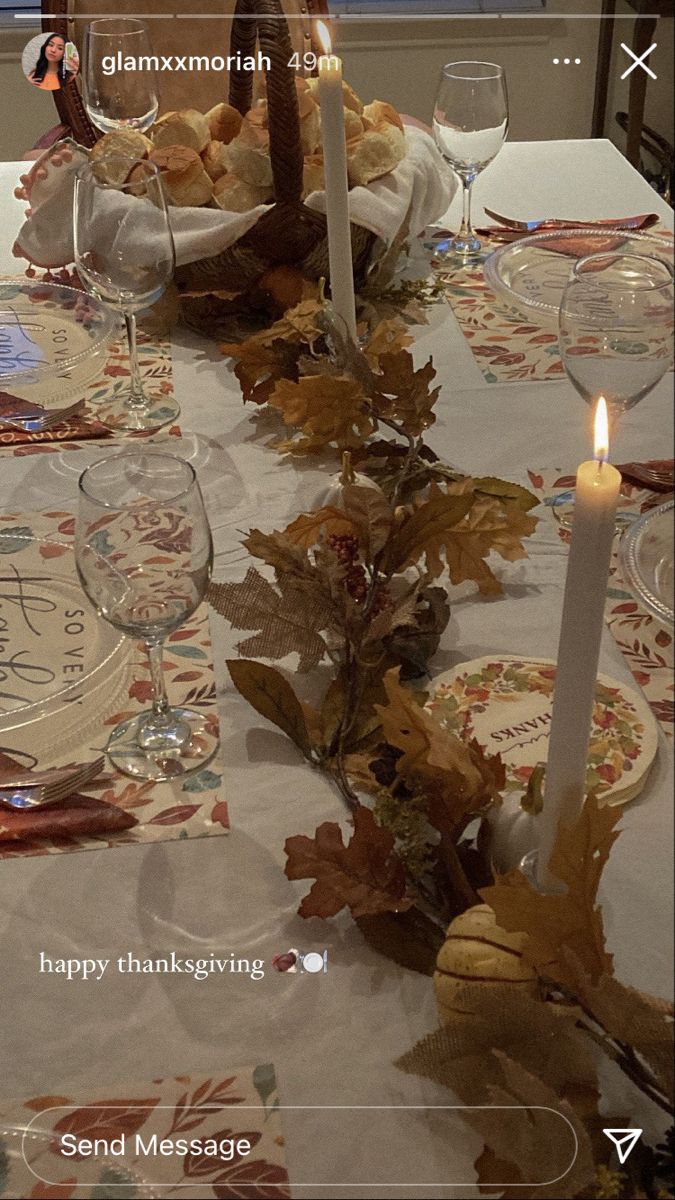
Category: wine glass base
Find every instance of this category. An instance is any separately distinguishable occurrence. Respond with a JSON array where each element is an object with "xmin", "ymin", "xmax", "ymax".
[
  {"xmin": 552, "ymin": 487, "xmax": 639, "ymax": 535},
  {"xmin": 94, "ymin": 393, "xmax": 180, "ymax": 433},
  {"xmin": 448, "ymin": 234, "xmax": 482, "ymax": 256},
  {"xmin": 428, "ymin": 235, "xmax": 482, "ymax": 269},
  {"xmin": 105, "ymin": 706, "xmax": 219, "ymax": 780}
]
